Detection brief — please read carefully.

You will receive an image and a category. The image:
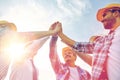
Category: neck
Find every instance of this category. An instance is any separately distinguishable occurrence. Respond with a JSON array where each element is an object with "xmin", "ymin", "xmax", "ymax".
[
  {"xmin": 111, "ymin": 18, "xmax": 120, "ymax": 31},
  {"xmin": 66, "ymin": 62, "xmax": 76, "ymax": 67}
]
